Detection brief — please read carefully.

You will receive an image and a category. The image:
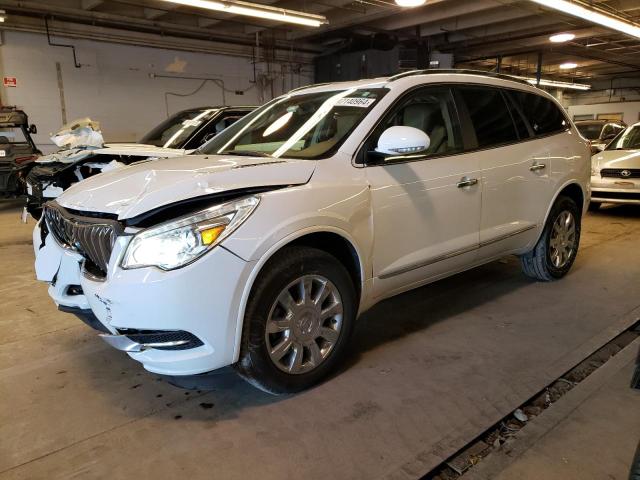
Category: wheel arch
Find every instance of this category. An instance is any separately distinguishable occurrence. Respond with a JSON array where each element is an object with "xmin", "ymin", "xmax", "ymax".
[
  {"xmin": 231, "ymin": 226, "xmax": 366, "ymax": 363},
  {"xmin": 531, "ymin": 180, "xmax": 586, "ymax": 249}
]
